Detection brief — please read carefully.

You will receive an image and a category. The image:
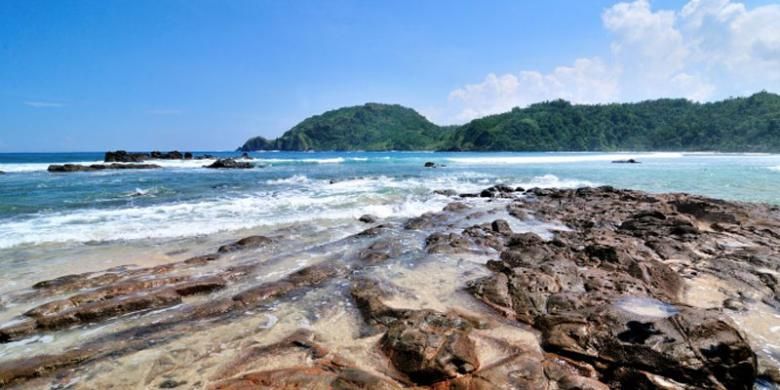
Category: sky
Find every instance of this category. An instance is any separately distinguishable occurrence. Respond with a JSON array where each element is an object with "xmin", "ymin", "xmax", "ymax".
[{"xmin": 1, "ymin": 0, "xmax": 779, "ymax": 152}]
